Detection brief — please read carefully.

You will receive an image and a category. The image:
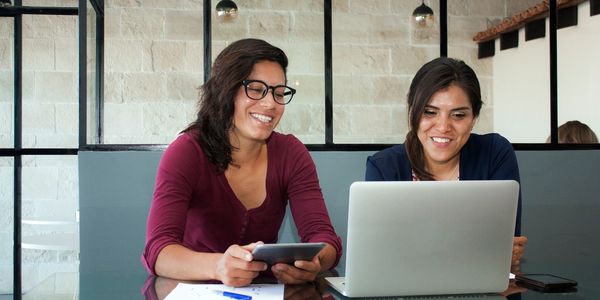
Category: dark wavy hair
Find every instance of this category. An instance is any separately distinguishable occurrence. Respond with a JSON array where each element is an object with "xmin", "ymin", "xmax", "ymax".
[
  {"xmin": 405, "ymin": 57, "xmax": 483, "ymax": 180},
  {"xmin": 185, "ymin": 38, "xmax": 288, "ymax": 173}
]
